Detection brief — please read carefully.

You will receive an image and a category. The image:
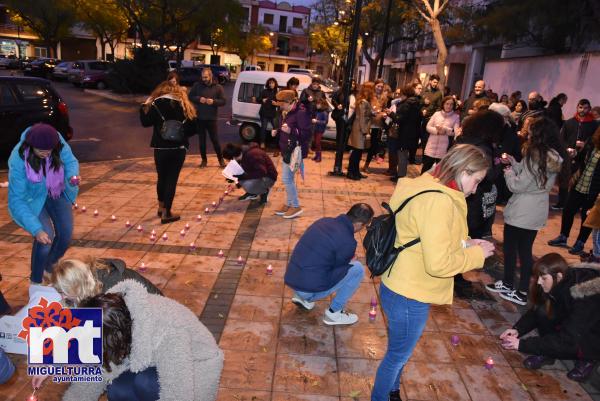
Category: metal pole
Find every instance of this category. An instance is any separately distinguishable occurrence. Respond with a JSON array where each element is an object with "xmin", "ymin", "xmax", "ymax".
[
  {"xmin": 330, "ymin": 0, "xmax": 363, "ymax": 176},
  {"xmin": 377, "ymin": 0, "xmax": 393, "ymax": 78}
]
